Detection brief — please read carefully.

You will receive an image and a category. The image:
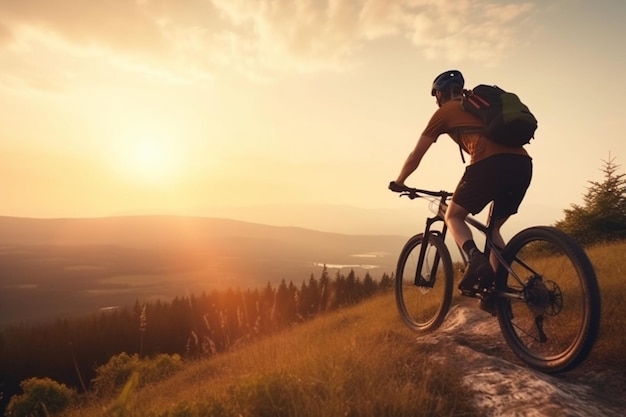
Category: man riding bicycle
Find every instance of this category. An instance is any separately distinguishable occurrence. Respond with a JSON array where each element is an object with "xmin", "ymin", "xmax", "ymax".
[{"xmin": 389, "ymin": 70, "xmax": 533, "ymax": 311}]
